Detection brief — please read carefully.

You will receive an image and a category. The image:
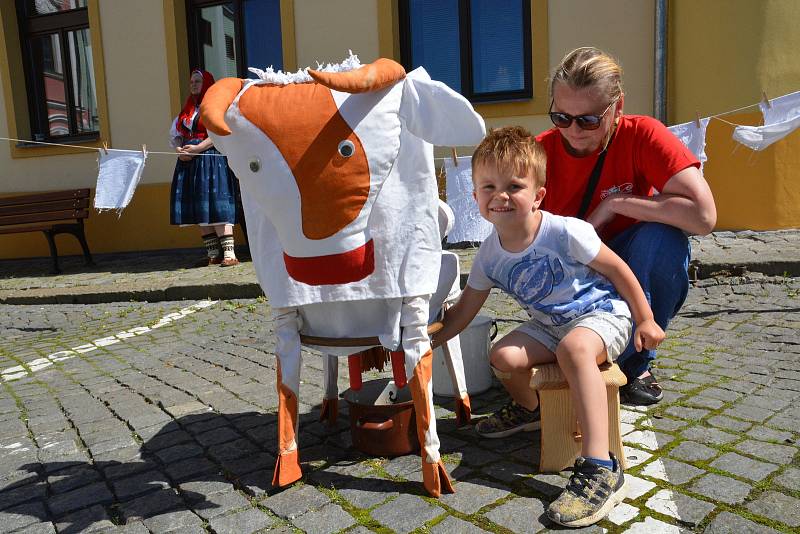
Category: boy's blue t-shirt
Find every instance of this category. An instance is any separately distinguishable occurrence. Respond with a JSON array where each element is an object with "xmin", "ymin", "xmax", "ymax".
[{"xmin": 467, "ymin": 210, "xmax": 630, "ymax": 326}]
